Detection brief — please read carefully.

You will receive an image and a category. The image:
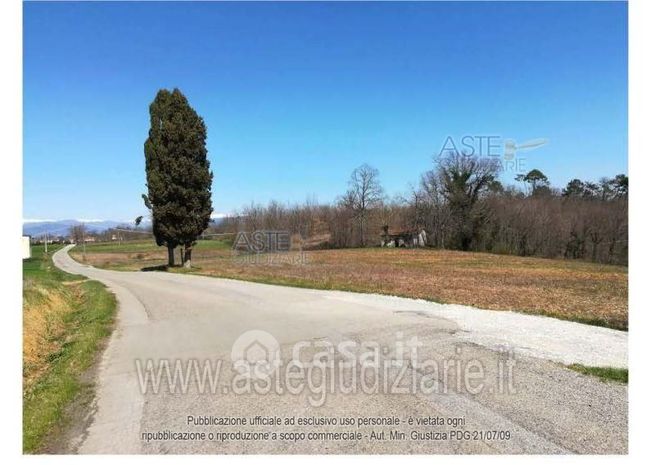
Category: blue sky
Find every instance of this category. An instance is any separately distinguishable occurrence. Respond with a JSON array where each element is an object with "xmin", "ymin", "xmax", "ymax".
[{"xmin": 23, "ymin": 1, "xmax": 627, "ymax": 221}]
